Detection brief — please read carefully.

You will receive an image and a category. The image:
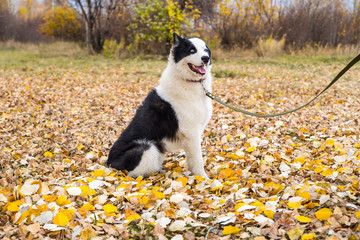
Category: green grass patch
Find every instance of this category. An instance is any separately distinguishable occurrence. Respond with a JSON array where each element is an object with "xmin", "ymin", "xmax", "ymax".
[{"xmin": 214, "ymin": 69, "xmax": 236, "ymax": 78}]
